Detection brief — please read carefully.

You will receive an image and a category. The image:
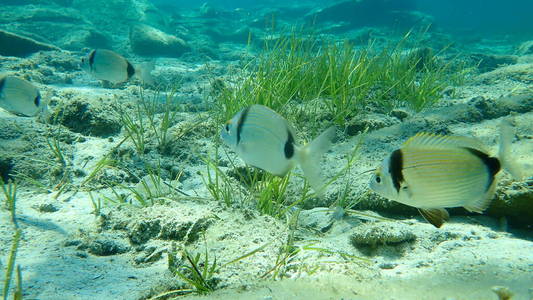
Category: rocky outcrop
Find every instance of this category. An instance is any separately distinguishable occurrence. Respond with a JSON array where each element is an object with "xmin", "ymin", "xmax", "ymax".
[
  {"xmin": 470, "ymin": 53, "xmax": 518, "ymax": 73},
  {"xmin": 129, "ymin": 24, "xmax": 190, "ymax": 57},
  {"xmin": 306, "ymin": 0, "xmax": 431, "ymax": 32},
  {"xmin": 489, "ymin": 181, "xmax": 533, "ymax": 228},
  {"xmin": 0, "ymin": 29, "xmax": 60, "ymax": 57},
  {"xmin": 53, "ymin": 97, "xmax": 122, "ymax": 137}
]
